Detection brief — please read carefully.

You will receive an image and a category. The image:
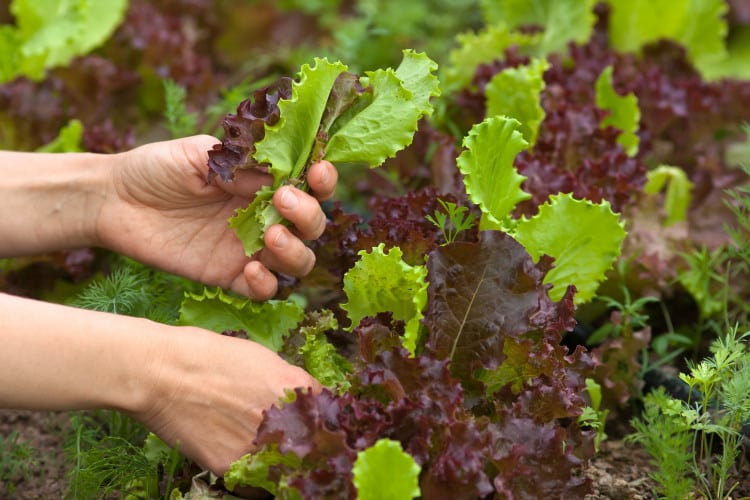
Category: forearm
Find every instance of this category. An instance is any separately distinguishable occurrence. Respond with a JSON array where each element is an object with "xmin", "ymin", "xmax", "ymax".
[
  {"xmin": 0, "ymin": 151, "xmax": 111, "ymax": 256},
  {"xmin": 0, "ymin": 292, "xmax": 163, "ymax": 412}
]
